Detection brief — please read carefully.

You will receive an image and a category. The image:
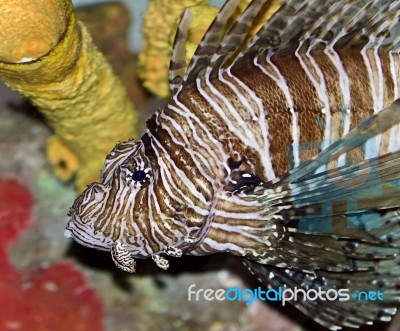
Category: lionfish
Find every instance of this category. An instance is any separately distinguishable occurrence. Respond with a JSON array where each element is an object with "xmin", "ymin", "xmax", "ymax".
[{"xmin": 65, "ymin": 0, "xmax": 400, "ymax": 329}]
